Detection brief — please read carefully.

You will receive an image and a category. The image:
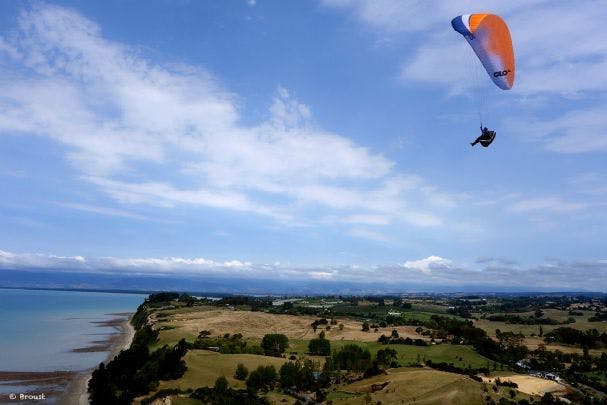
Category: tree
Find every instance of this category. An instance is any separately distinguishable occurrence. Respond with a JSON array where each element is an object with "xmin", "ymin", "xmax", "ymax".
[
  {"xmin": 198, "ymin": 330, "xmax": 212, "ymax": 339},
  {"xmin": 246, "ymin": 365, "xmax": 277, "ymax": 392},
  {"xmin": 88, "ymin": 363, "xmax": 115, "ymax": 404},
  {"xmin": 375, "ymin": 348, "xmax": 398, "ymax": 368},
  {"xmin": 391, "ymin": 329, "xmax": 399, "ymax": 339},
  {"xmin": 214, "ymin": 376, "xmax": 229, "ymax": 394},
  {"xmin": 279, "ymin": 362, "xmax": 300, "ymax": 388},
  {"xmin": 309, "ymin": 337, "xmax": 331, "ymax": 356},
  {"xmin": 339, "ymin": 323, "xmax": 344, "ymax": 331},
  {"xmin": 331, "ymin": 344, "xmax": 372, "ymax": 371},
  {"xmin": 234, "ymin": 363, "xmax": 248, "ymax": 380},
  {"xmin": 362, "ymin": 322, "xmax": 370, "ymax": 332},
  {"xmin": 261, "ymin": 334, "xmax": 289, "ymax": 356}
]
